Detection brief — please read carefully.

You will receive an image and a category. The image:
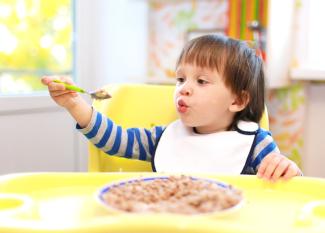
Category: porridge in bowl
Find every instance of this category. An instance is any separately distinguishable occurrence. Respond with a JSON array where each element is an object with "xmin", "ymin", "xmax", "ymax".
[{"xmin": 98, "ymin": 175, "xmax": 243, "ymax": 215}]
